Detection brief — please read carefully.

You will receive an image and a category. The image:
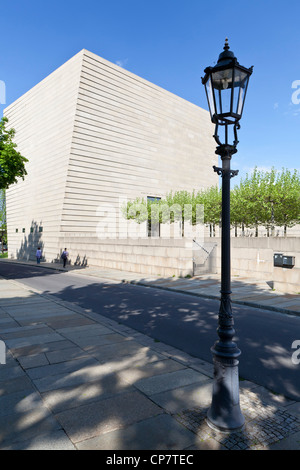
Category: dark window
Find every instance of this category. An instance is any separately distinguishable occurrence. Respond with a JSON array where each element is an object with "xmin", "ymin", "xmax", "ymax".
[{"xmin": 147, "ymin": 196, "xmax": 161, "ymax": 237}]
